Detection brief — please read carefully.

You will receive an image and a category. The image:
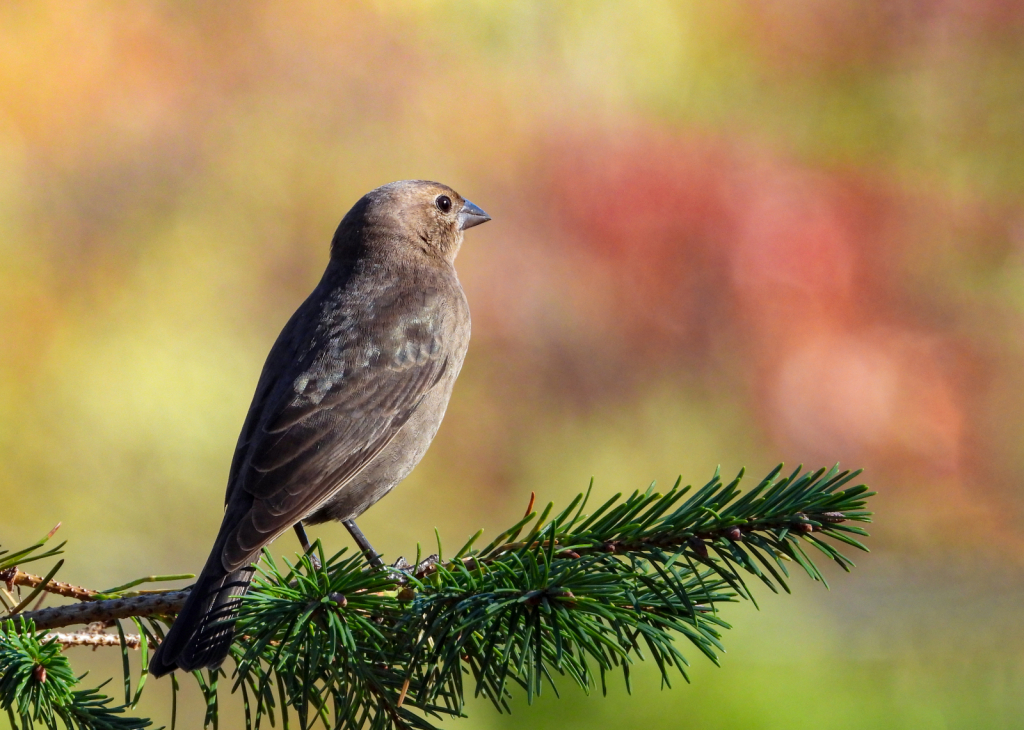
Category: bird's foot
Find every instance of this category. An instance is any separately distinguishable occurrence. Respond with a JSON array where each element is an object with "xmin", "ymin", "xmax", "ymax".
[
  {"xmin": 386, "ymin": 554, "xmax": 440, "ymax": 582},
  {"xmin": 415, "ymin": 556, "xmax": 440, "ymax": 573},
  {"xmin": 388, "ymin": 556, "xmax": 412, "ymax": 584}
]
